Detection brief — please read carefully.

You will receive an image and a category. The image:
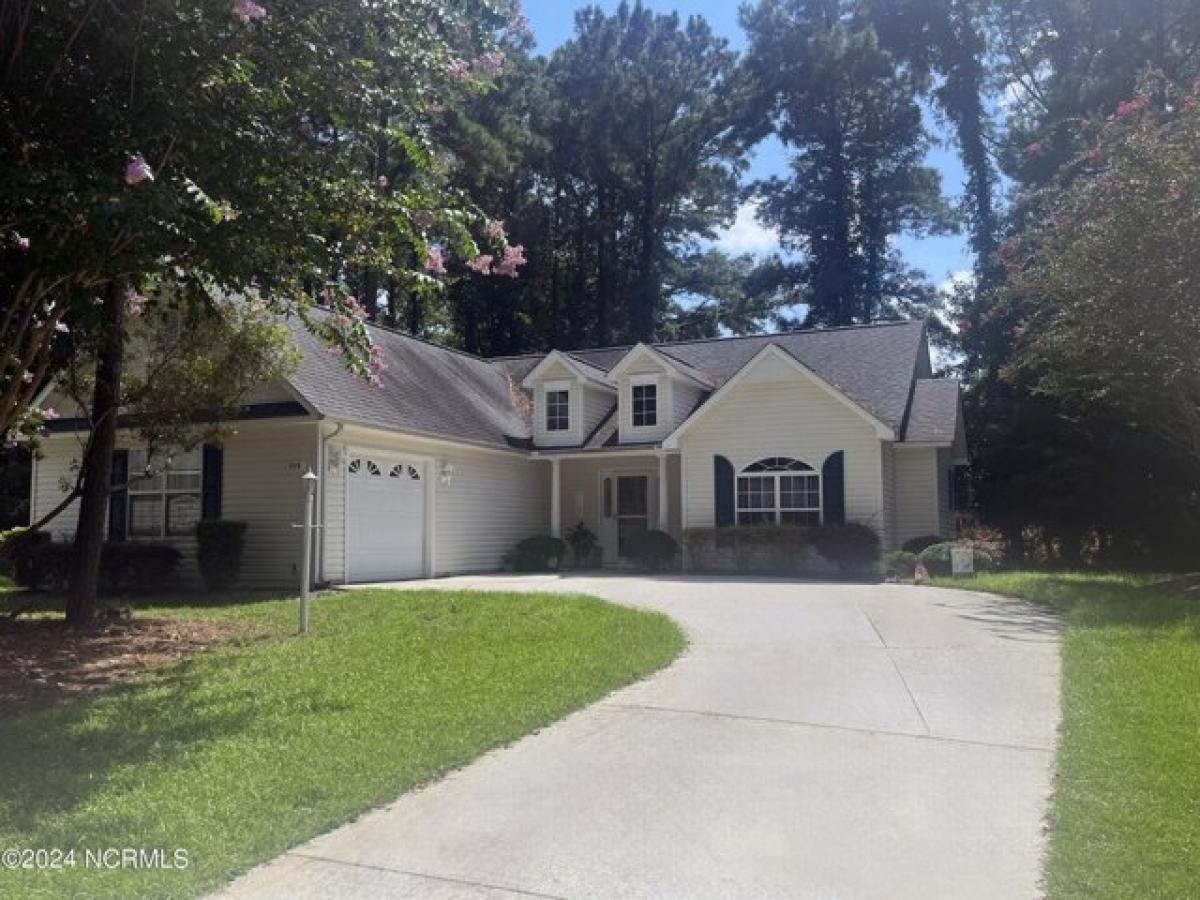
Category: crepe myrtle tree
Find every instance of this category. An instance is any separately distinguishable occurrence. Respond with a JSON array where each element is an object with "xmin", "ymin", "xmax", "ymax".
[
  {"xmin": 32, "ymin": 289, "xmax": 301, "ymax": 531},
  {"xmin": 1007, "ymin": 76, "xmax": 1200, "ymax": 468},
  {"xmin": 0, "ymin": 0, "xmax": 529, "ymax": 622}
]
